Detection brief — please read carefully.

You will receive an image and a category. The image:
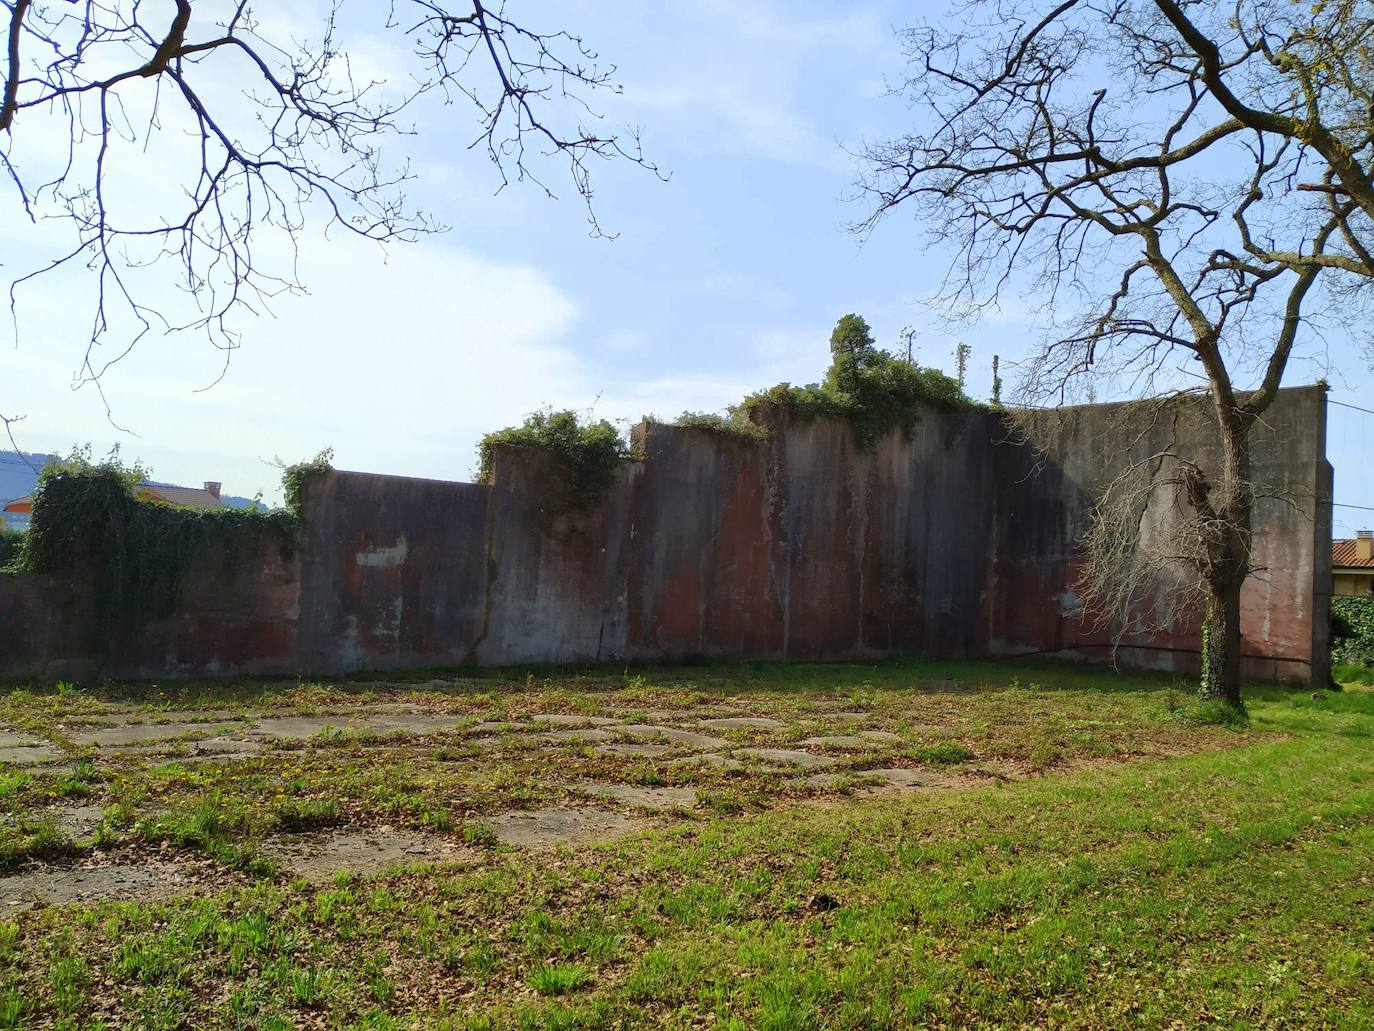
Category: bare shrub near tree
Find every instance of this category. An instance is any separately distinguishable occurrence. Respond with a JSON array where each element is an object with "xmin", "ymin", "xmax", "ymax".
[
  {"xmin": 0, "ymin": 0, "xmax": 658, "ymax": 440},
  {"xmin": 857, "ymin": 0, "xmax": 1374, "ymax": 703}
]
